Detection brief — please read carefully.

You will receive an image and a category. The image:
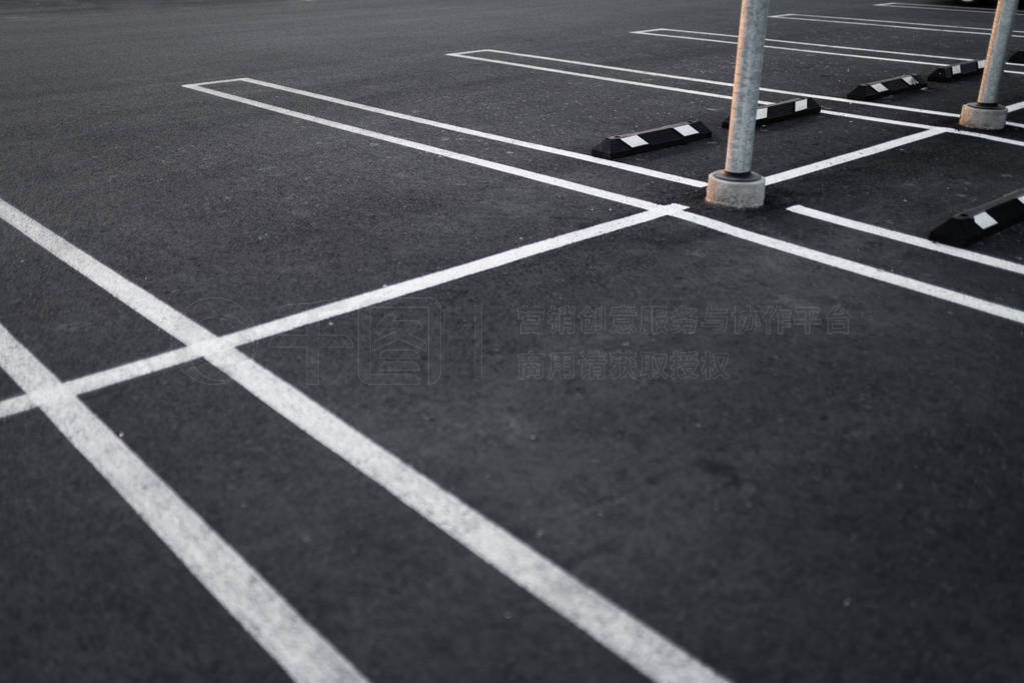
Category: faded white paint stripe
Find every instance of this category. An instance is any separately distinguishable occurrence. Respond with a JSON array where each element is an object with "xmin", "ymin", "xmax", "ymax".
[
  {"xmin": 0, "ymin": 323, "xmax": 367, "ymax": 683},
  {"xmin": 666, "ymin": 206, "xmax": 1024, "ymax": 327},
  {"xmin": 0, "ymin": 197, "xmax": 725, "ymax": 683},
  {"xmin": 764, "ymin": 129, "xmax": 944, "ymax": 185},
  {"xmin": 788, "ymin": 205, "xmax": 1024, "ymax": 276},
  {"xmin": 183, "ymin": 84, "xmax": 658, "ymax": 211}
]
